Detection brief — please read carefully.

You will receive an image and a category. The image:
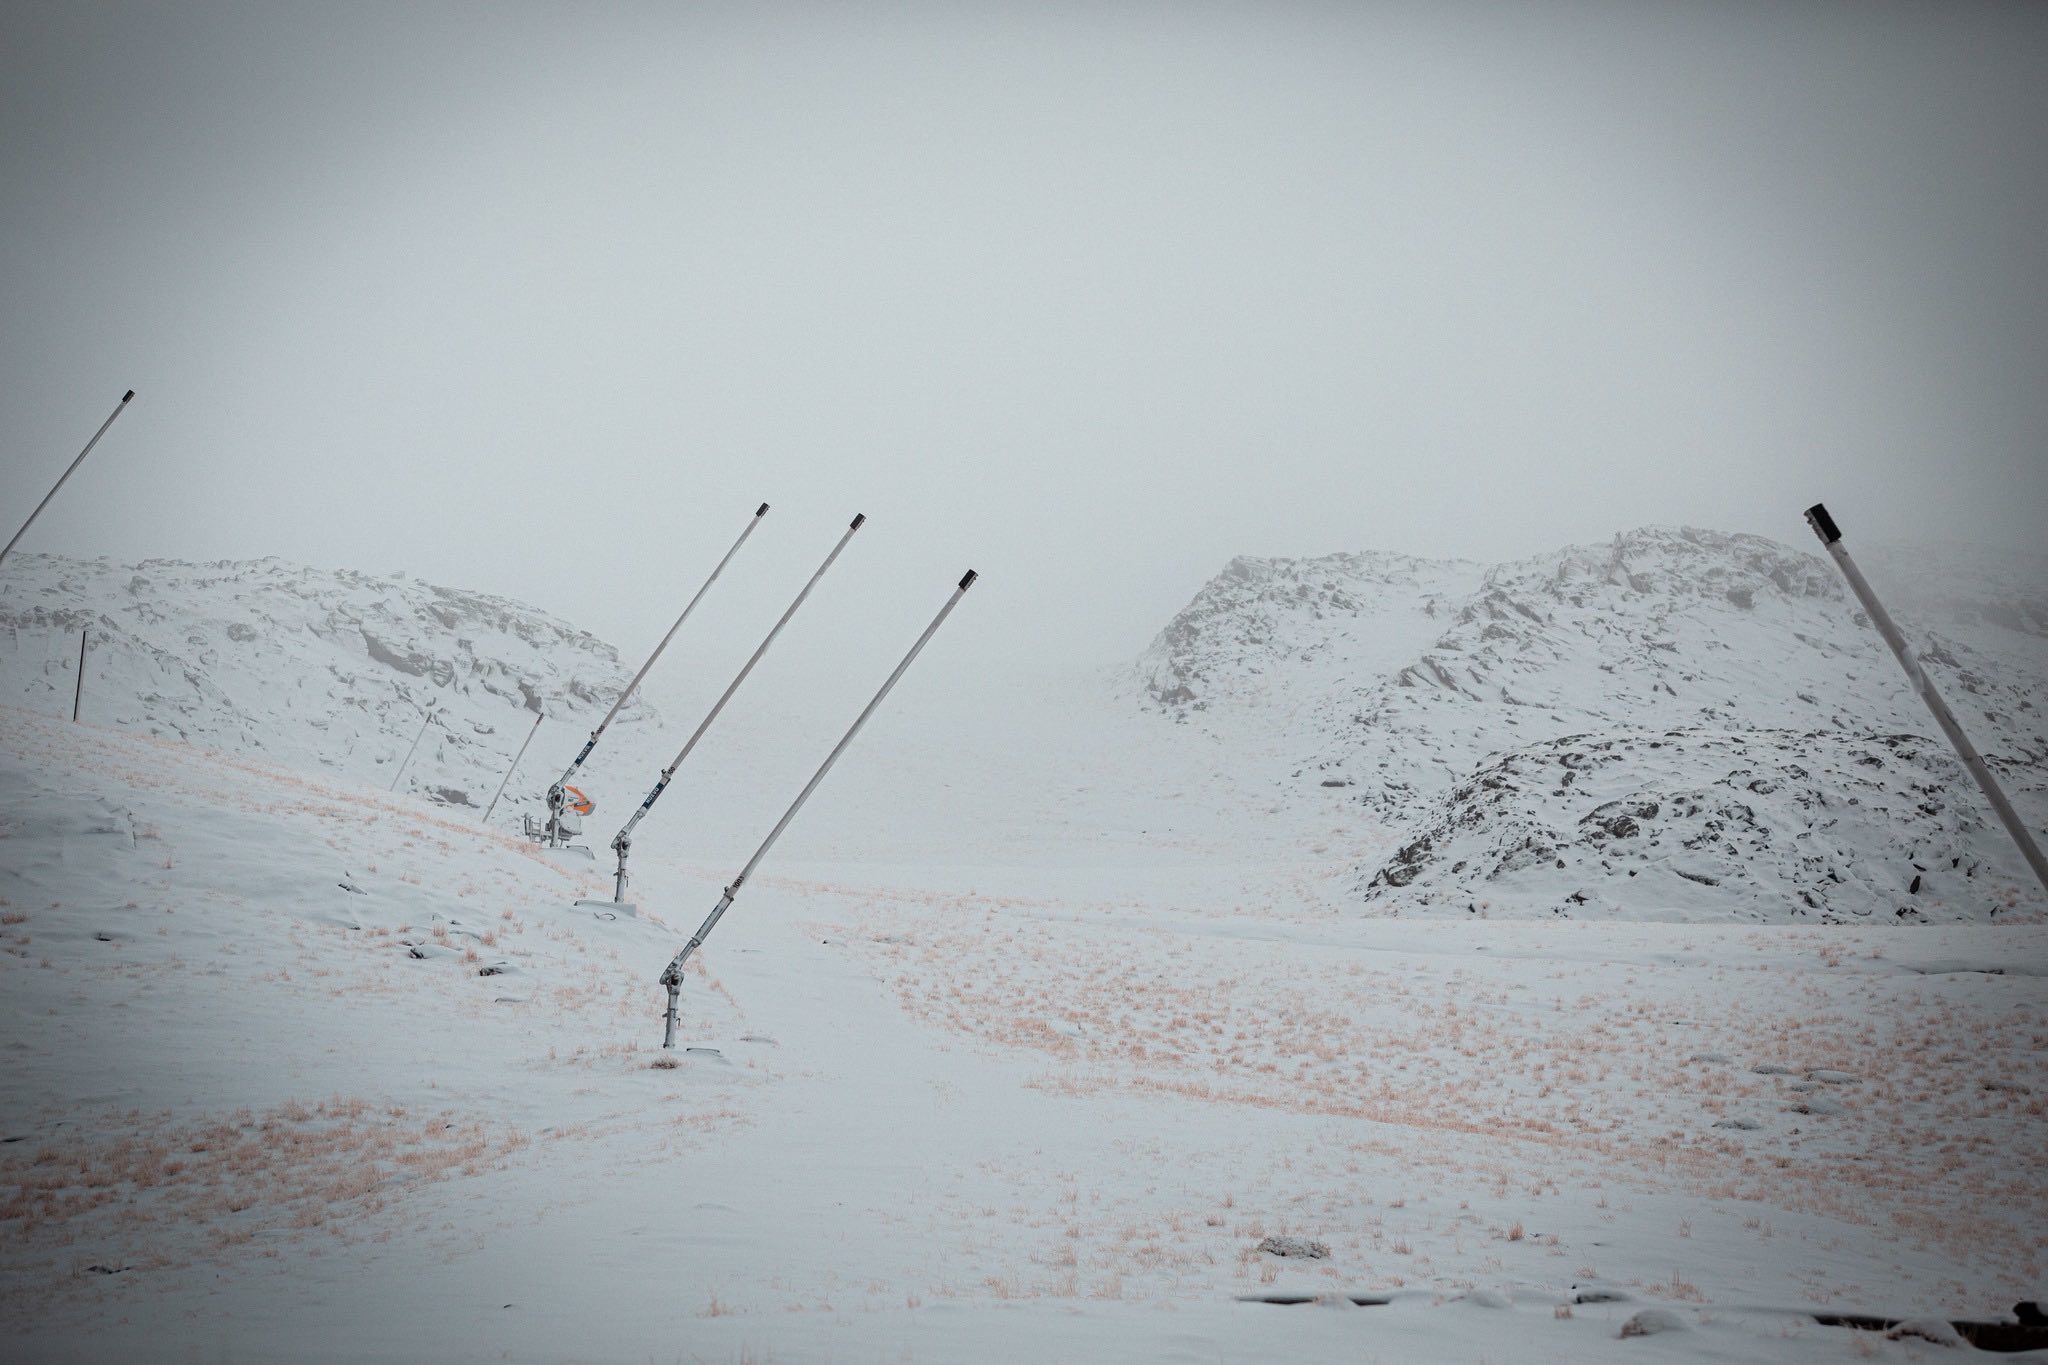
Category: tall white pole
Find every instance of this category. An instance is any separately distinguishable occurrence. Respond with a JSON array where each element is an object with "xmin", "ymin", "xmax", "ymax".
[
  {"xmin": 1805, "ymin": 502, "xmax": 2048, "ymax": 899},
  {"xmin": 659, "ymin": 569, "xmax": 978, "ymax": 1047},
  {"xmin": 610, "ymin": 514, "xmax": 866, "ymax": 900},
  {"xmin": 544, "ymin": 502, "xmax": 769, "ymax": 845},
  {"xmin": 2, "ymin": 391, "xmax": 134, "ymax": 568}
]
